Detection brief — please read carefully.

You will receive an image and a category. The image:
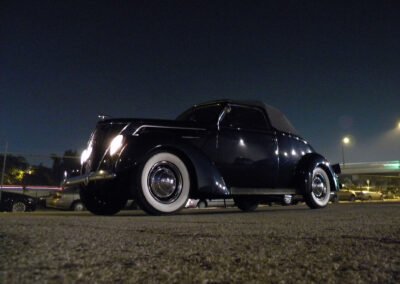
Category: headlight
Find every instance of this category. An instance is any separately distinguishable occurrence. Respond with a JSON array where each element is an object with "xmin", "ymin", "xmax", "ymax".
[
  {"xmin": 109, "ymin": 135, "xmax": 124, "ymax": 156},
  {"xmin": 80, "ymin": 143, "xmax": 93, "ymax": 165}
]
